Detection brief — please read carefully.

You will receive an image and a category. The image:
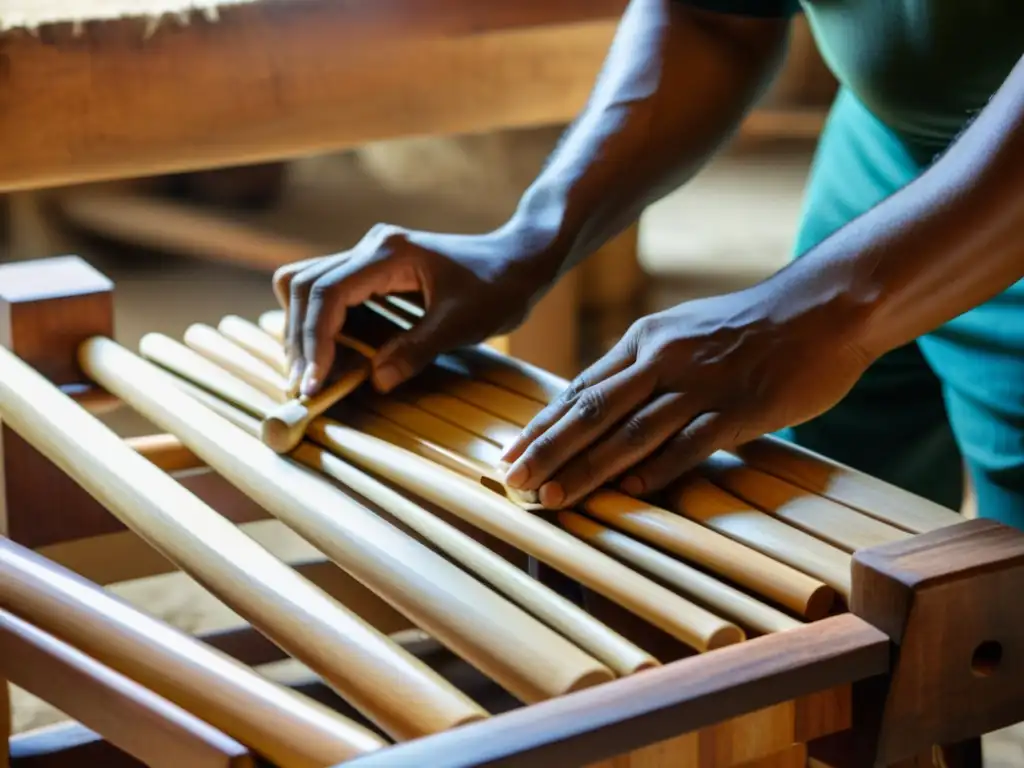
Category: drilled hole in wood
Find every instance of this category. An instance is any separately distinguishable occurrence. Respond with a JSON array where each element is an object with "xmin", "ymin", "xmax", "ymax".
[{"xmin": 971, "ymin": 640, "xmax": 1002, "ymax": 677}]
